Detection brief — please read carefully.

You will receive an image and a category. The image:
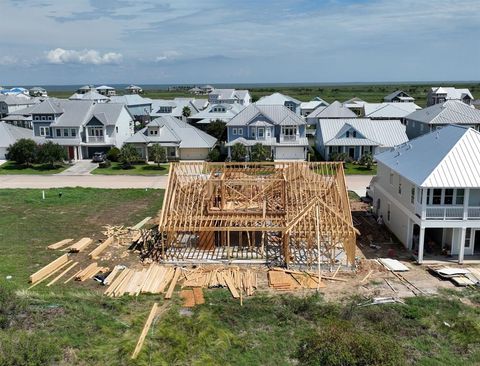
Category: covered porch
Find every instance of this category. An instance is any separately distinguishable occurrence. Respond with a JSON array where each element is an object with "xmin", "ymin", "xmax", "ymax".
[{"xmin": 130, "ymin": 142, "xmax": 180, "ymax": 162}]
